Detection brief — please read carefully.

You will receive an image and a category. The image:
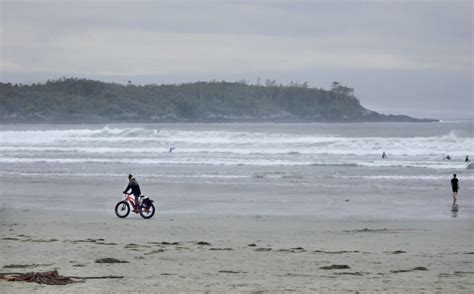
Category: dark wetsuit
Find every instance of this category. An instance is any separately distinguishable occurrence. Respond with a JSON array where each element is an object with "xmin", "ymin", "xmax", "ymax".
[
  {"xmin": 451, "ymin": 177, "xmax": 459, "ymax": 192},
  {"xmin": 123, "ymin": 178, "xmax": 142, "ymax": 208}
]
